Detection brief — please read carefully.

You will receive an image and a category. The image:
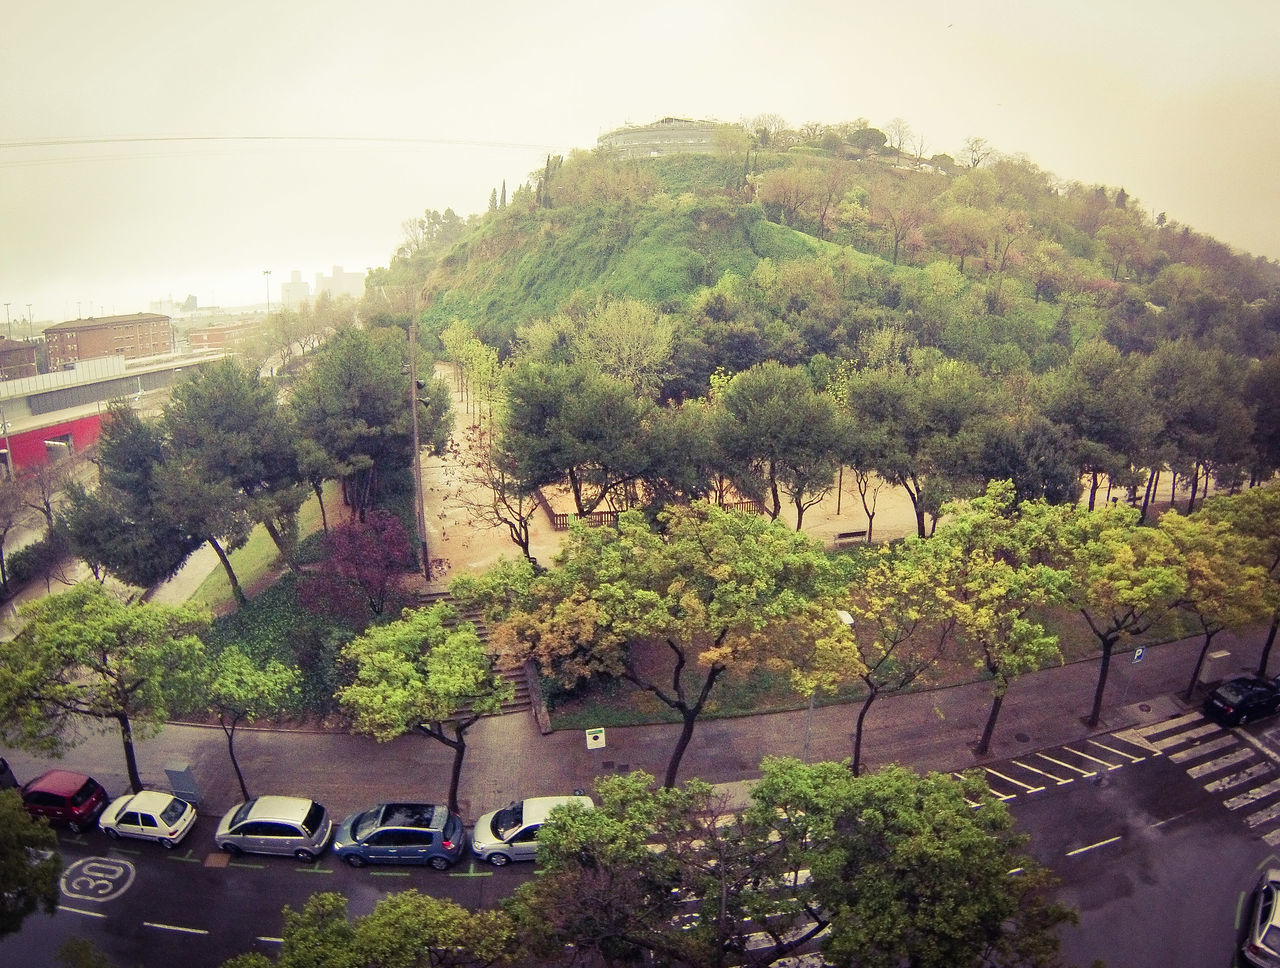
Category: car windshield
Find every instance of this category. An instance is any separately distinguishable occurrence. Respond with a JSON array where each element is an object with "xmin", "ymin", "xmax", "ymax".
[
  {"xmin": 70, "ymin": 780, "xmax": 98, "ymax": 807},
  {"xmin": 352, "ymin": 809, "xmax": 380, "ymax": 840},
  {"xmin": 301, "ymin": 802, "xmax": 326, "ymax": 837},
  {"xmin": 492, "ymin": 803, "xmax": 523, "ymax": 840},
  {"xmin": 1218, "ymin": 683, "xmax": 1251, "ymax": 703},
  {"xmin": 231, "ymin": 800, "xmax": 256, "ymax": 826},
  {"xmin": 1264, "ymin": 923, "xmax": 1280, "ymax": 953},
  {"xmin": 160, "ymin": 798, "xmax": 189, "ymax": 825}
]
